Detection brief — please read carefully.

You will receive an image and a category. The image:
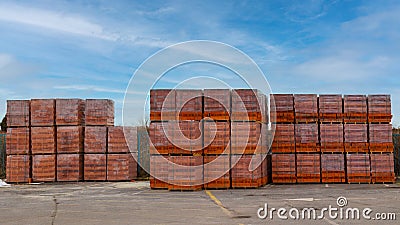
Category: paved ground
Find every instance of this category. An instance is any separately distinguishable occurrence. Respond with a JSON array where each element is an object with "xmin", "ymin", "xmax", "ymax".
[{"xmin": 0, "ymin": 181, "xmax": 399, "ymax": 225}]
